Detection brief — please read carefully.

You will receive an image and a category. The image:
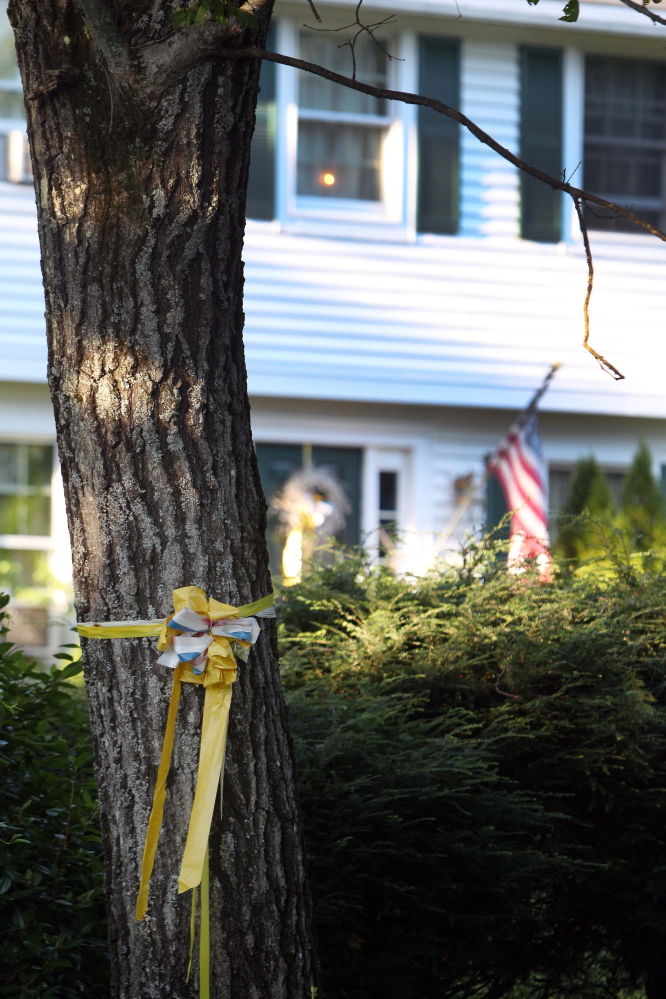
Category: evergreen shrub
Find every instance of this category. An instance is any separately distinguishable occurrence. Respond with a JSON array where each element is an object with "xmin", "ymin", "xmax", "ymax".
[
  {"xmin": 279, "ymin": 539, "xmax": 666, "ymax": 999},
  {"xmin": 0, "ymin": 596, "xmax": 107, "ymax": 997}
]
